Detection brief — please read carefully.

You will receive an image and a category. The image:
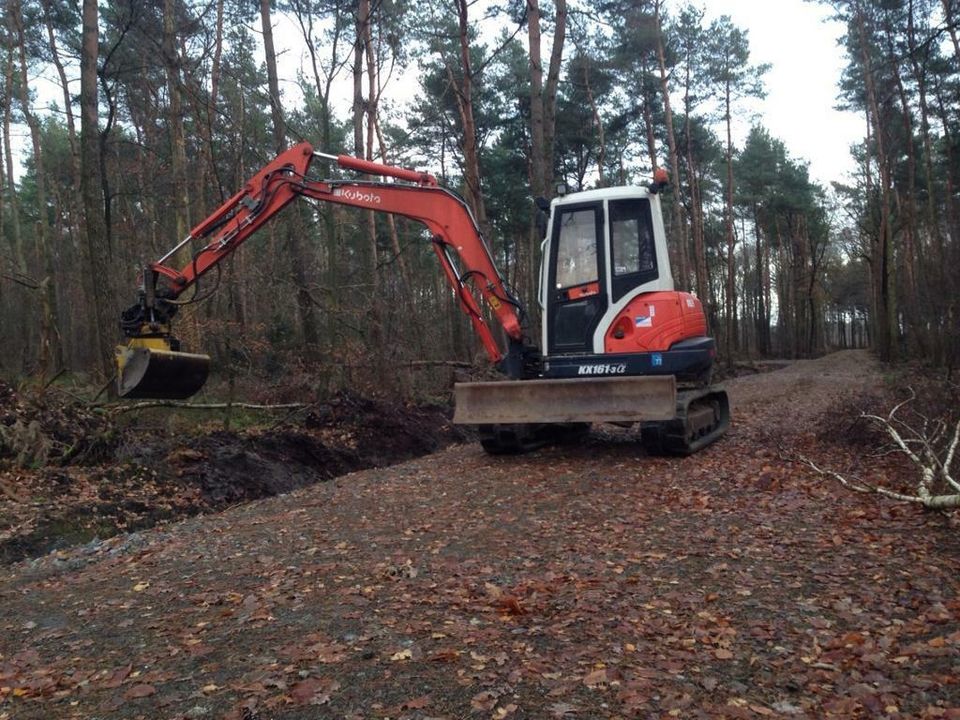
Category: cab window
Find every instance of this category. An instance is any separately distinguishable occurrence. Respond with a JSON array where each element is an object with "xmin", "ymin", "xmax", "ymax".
[
  {"xmin": 556, "ymin": 209, "xmax": 598, "ymax": 289},
  {"xmin": 609, "ymin": 198, "xmax": 657, "ymax": 302}
]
